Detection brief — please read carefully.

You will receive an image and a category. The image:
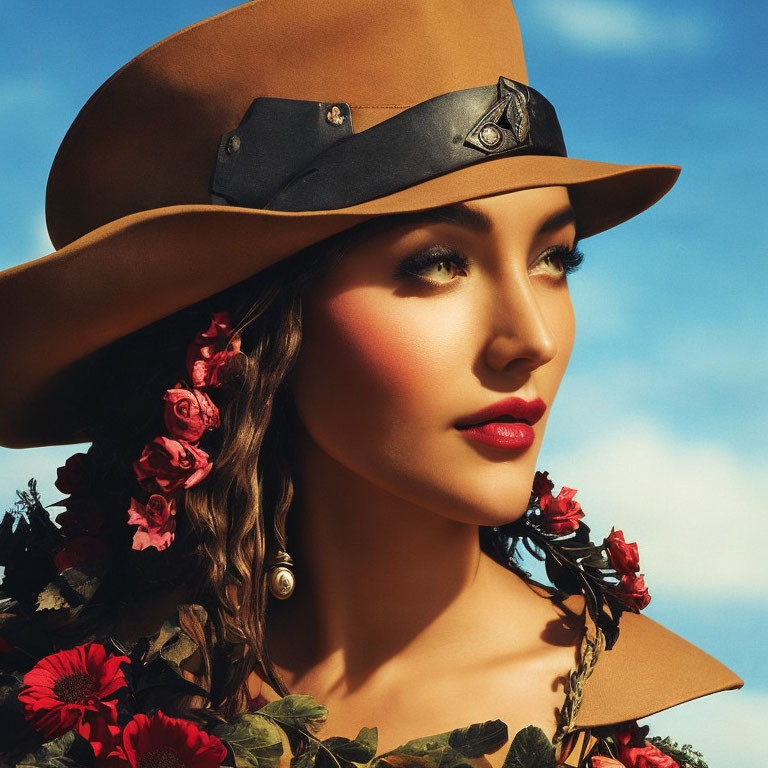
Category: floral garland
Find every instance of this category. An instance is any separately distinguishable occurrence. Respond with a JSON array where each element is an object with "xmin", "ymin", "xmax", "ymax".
[
  {"xmin": 127, "ymin": 311, "xmax": 243, "ymax": 551},
  {"xmin": 490, "ymin": 471, "xmax": 651, "ymax": 652},
  {"xmin": 0, "ymin": 472, "xmax": 706, "ymax": 767}
]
